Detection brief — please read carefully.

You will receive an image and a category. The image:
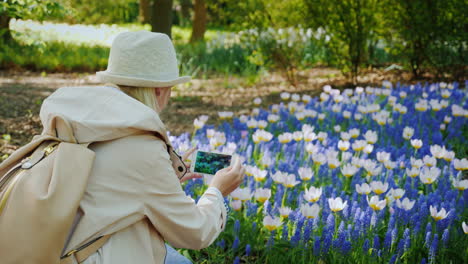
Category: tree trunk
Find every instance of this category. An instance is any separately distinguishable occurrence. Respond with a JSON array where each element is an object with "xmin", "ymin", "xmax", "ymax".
[
  {"xmin": 0, "ymin": 15, "xmax": 12, "ymax": 43},
  {"xmin": 139, "ymin": 0, "xmax": 151, "ymax": 24},
  {"xmin": 189, "ymin": 0, "xmax": 206, "ymax": 43},
  {"xmin": 151, "ymin": 0, "xmax": 173, "ymax": 39}
]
